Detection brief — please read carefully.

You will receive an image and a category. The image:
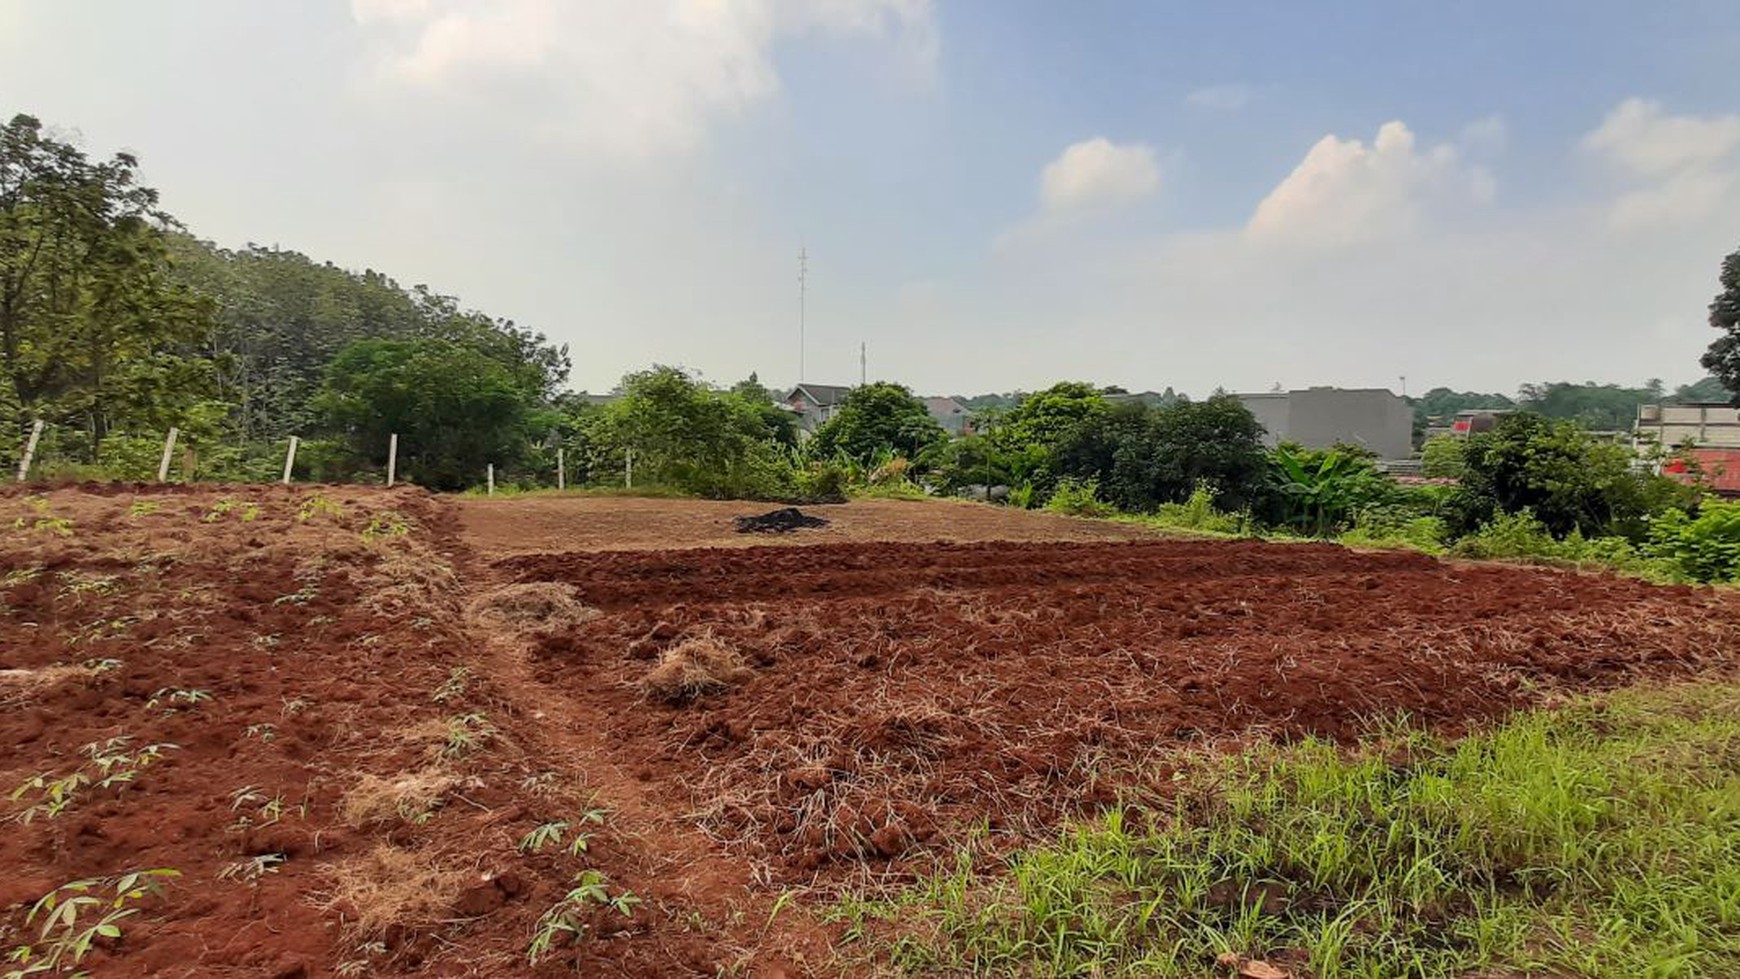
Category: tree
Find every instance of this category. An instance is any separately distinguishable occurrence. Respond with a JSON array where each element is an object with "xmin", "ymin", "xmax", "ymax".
[
  {"xmin": 989, "ymin": 381, "xmax": 1108, "ymax": 453},
  {"xmin": 809, "ymin": 381, "xmax": 945, "ymax": 460},
  {"xmin": 313, "ymin": 338, "xmax": 547, "ymax": 490},
  {"xmin": 1702, "ymin": 245, "xmax": 1740, "ymax": 403},
  {"xmin": 728, "ymin": 372, "xmax": 798, "ymax": 447},
  {"xmin": 0, "ymin": 114, "xmax": 214, "ymax": 454},
  {"xmin": 1516, "ymin": 380, "xmax": 1657, "ymax": 431},
  {"xmin": 1056, "ymin": 395, "xmax": 1269, "ymax": 512},
  {"xmin": 1447, "ymin": 412, "xmax": 1684, "ymax": 539},
  {"xmin": 589, "ymin": 366, "xmax": 791, "ymax": 498}
]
